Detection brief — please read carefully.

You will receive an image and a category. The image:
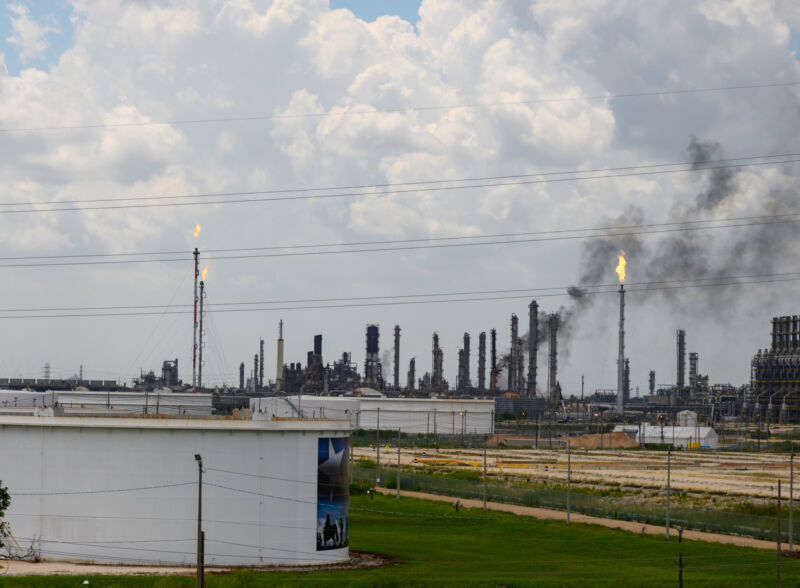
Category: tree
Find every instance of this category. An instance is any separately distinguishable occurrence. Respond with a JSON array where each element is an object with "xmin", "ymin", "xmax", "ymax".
[{"xmin": 0, "ymin": 480, "xmax": 9, "ymax": 549}]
